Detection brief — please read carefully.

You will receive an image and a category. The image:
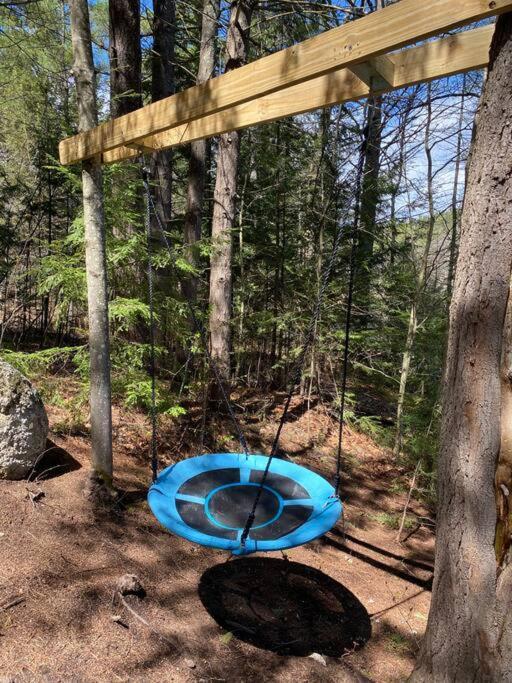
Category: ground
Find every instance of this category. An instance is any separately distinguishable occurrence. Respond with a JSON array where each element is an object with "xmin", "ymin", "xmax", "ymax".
[{"xmin": 0, "ymin": 392, "xmax": 434, "ymax": 682}]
